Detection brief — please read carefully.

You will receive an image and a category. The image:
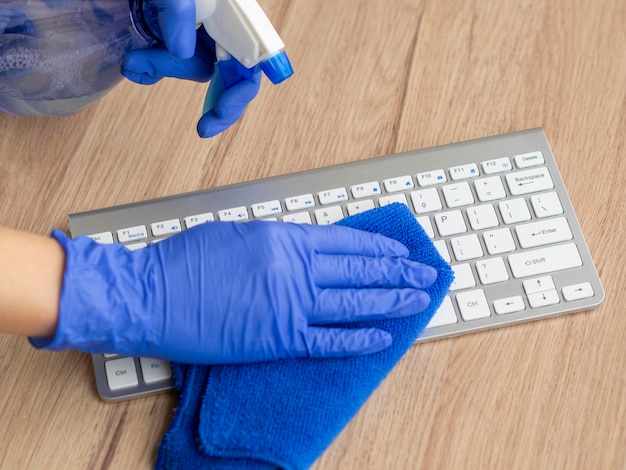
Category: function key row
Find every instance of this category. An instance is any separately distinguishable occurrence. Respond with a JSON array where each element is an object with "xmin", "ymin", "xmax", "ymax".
[
  {"xmin": 418, "ymin": 151, "xmax": 543, "ymax": 185},
  {"xmin": 92, "ymin": 174, "xmax": 553, "ymax": 245},
  {"xmin": 199, "ymin": 153, "xmax": 548, "ymax": 223},
  {"xmin": 88, "ymin": 151, "xmax": 546, "ymax": 244}
]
